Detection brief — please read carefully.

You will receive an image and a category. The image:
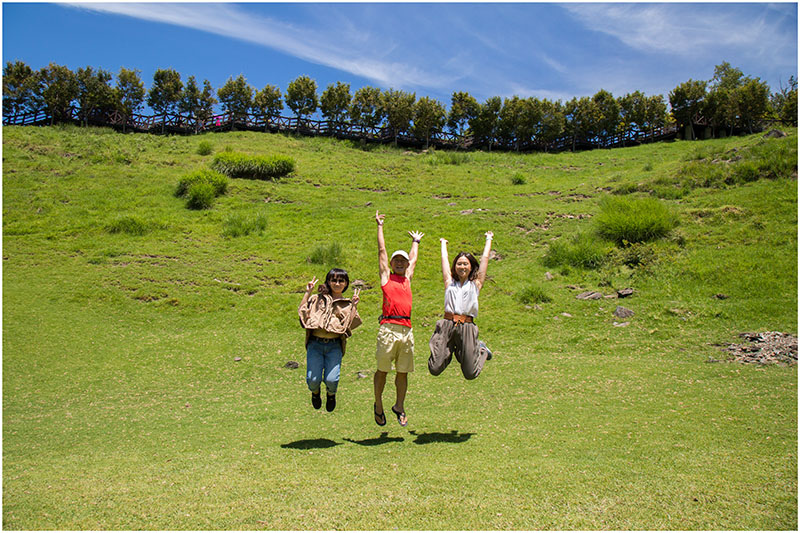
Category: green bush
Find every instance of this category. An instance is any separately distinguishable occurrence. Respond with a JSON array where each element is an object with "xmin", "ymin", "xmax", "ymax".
[
  {"xmin": 308, "ymin": 242, "xmax": 344, "ymax": 265},
  {"xmin": 543, "ymin": 232, "xmax": 611, "ymax": 270},
  {"xmin": 176, "ymin": 169, "xmax": 228, "ymax": 197},
  {"xmin": 612, "ymin": 182, "xmax": 640, "ymax": 195},
  {"xmin": 594, "ymin": 196, "xmax": 679, "ymax": 245},
  {"xmin": 518, "ymin": 285, "xmax": 552, "ymax": 305},
  {"xmin": 106, "ymin": 215, "xmax": 149, "ymax": 236},
  {"xmin": 211, "ymin": 152, "xmax": 295, "ymax": 180},
  {"xmin": 197, "ymin": 140, "xmax": 214, "ymax": 156},
  {"xmin": 427, "ymin": 151, "xmax": 471, "ymax": 166},
  {"xmin": 186, "ymin": 182, "xmax": 216, "ymax": 210},
  {"xmin": 222, "ymin": 212, "xmax": 268, "ymax": 238},
  {"xmin": 510, "ymin": 173, "xmax": 527, "ymax": 185}
]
